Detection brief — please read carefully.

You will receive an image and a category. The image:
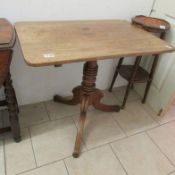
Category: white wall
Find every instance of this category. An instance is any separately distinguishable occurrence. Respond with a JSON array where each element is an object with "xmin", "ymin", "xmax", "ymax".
[{"xmin": 0, "ymin": 0, "xmax": 154, "ymax": 105}]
